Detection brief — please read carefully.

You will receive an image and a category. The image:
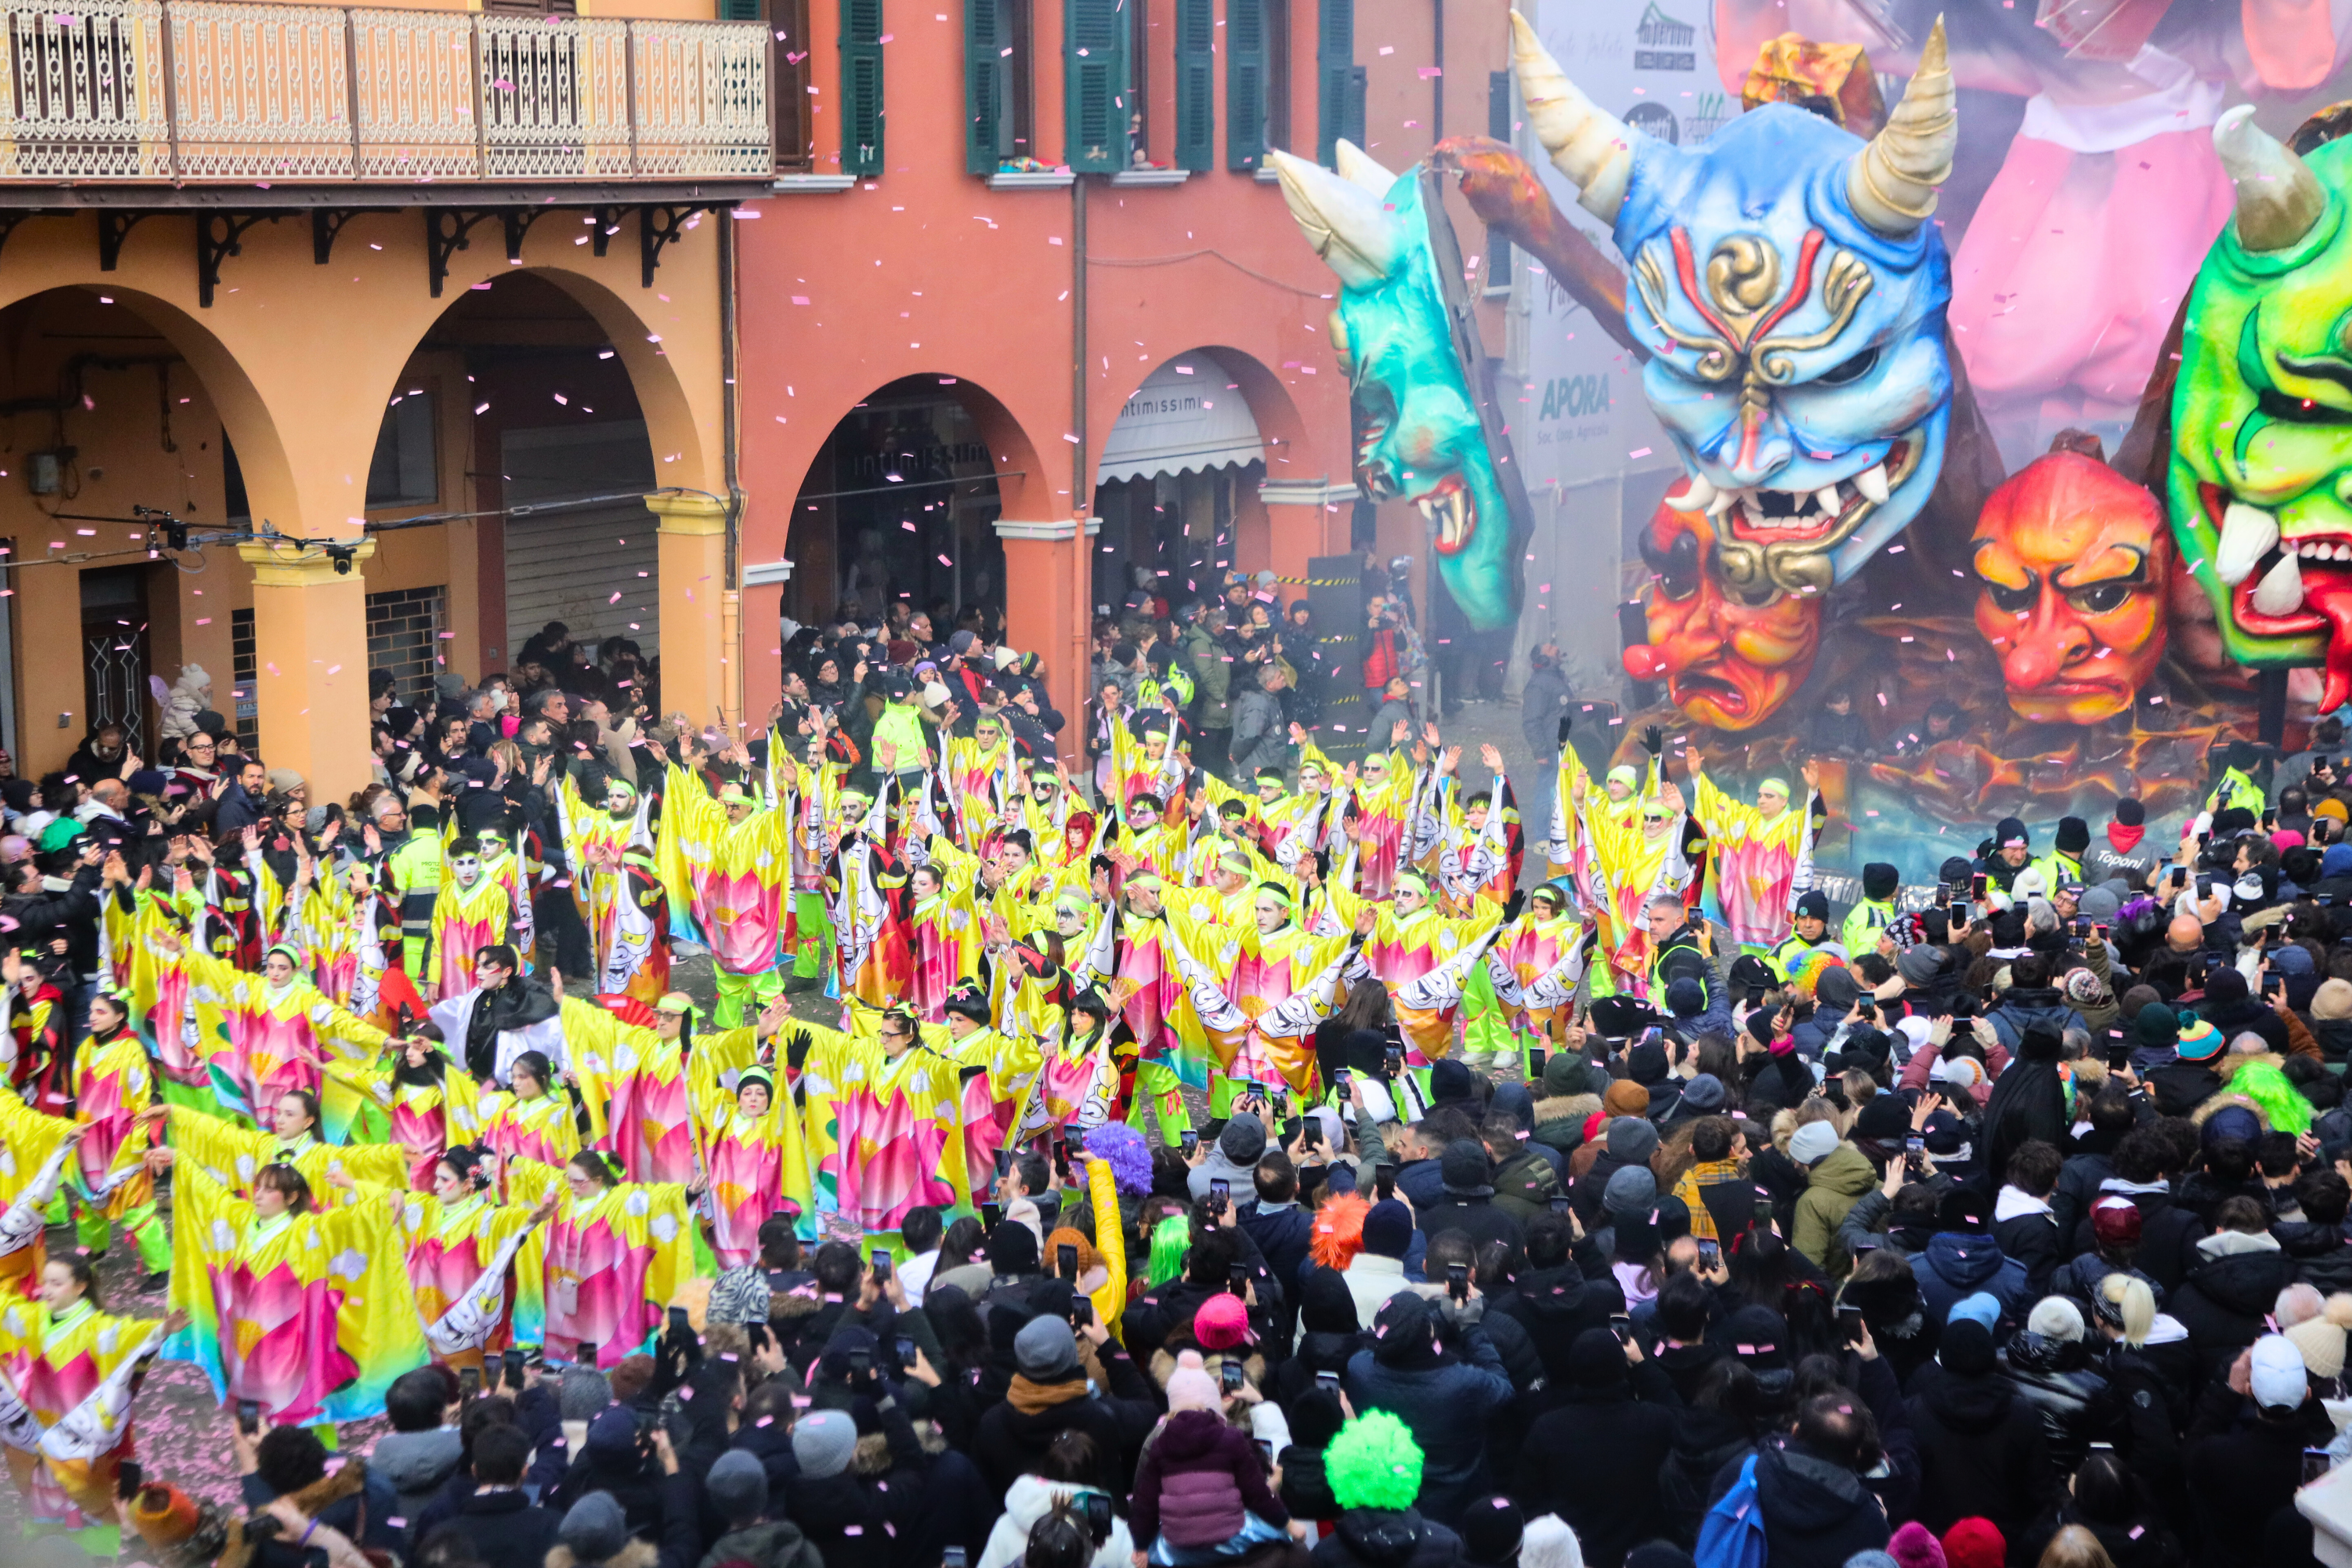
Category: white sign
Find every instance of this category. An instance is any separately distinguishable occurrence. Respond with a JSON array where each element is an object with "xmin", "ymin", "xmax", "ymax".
[
  {"xmin": 1094, "ymin": 352, "xmax": 1268, "ymax": 485},
  {"xmin": 1515, "ymin": 0, "xmax": 1724, "ymax": 502}
]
